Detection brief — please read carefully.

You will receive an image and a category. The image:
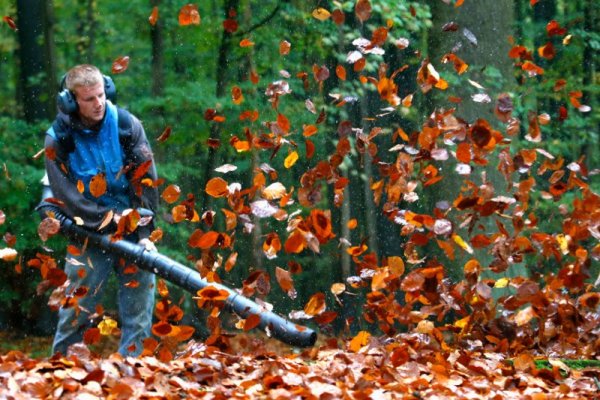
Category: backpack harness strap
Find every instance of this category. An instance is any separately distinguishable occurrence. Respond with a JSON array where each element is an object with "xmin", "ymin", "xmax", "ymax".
[{"xmin": 53, "ymin": 108, "xmax": 133, "ymax": 156}]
